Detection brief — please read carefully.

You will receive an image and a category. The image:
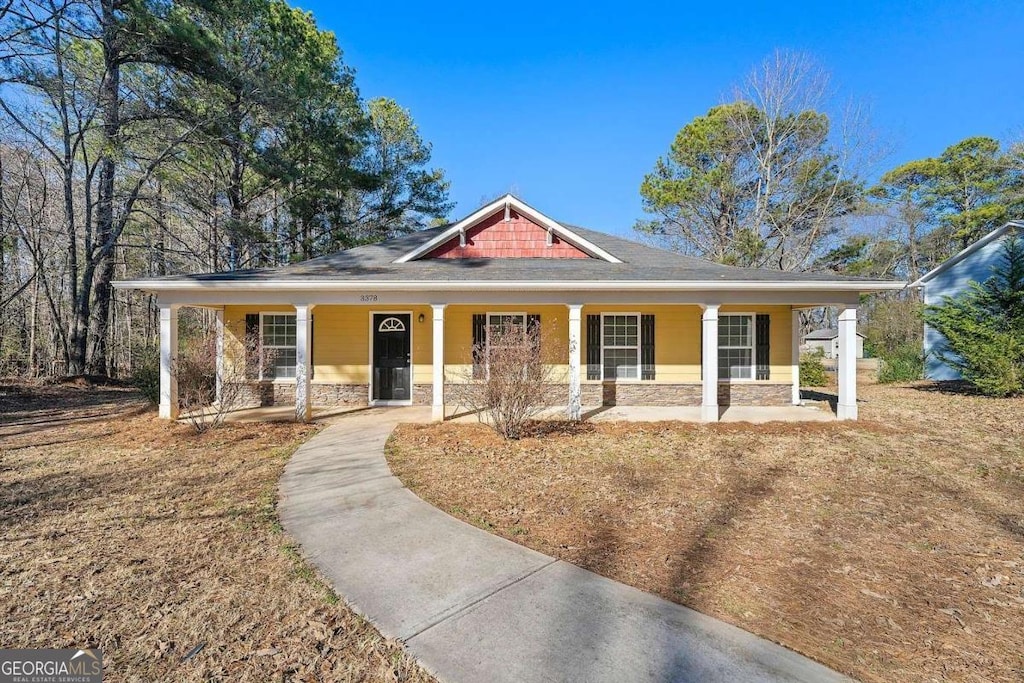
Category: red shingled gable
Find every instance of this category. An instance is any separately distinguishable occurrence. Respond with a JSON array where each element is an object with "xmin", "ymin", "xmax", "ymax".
[{"xmin": 425, "ymin": 209, "xmax": 591, "ymax": 259}]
